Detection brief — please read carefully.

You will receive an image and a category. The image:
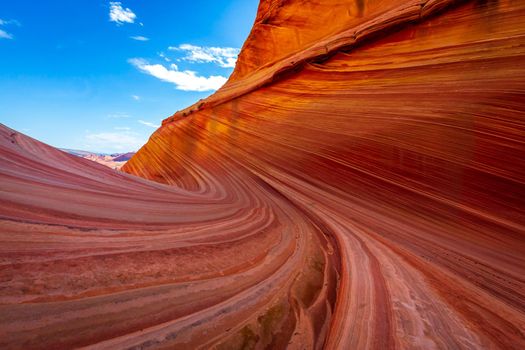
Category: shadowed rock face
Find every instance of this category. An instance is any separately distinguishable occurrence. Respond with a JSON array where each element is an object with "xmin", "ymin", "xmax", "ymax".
[{"xmin": 1, "ymin": 0, "xmax": 525, "ymax": 349}]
